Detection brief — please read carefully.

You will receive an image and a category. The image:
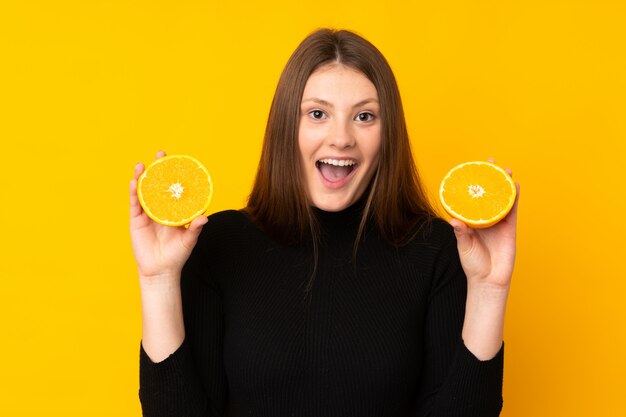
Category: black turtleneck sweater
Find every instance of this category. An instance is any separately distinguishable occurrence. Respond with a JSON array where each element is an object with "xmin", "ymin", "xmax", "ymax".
[{"xmin": 139, "ymin": 204, "xmax": 504, "ymax": 417}]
